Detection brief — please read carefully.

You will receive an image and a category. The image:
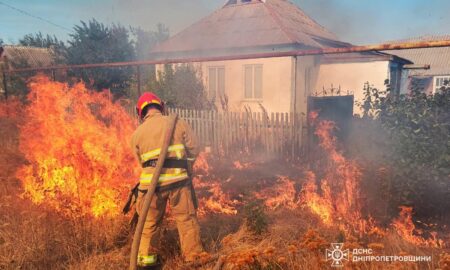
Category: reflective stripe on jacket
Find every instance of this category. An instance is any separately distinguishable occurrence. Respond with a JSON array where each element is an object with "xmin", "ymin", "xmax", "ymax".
[
  {"xmin": 140, "ymin": 144, "xmax": 186, "ymax": 162},
  {"xmin": 130, "ymin": 111, "xmax": 199, "ymax": 187}
]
